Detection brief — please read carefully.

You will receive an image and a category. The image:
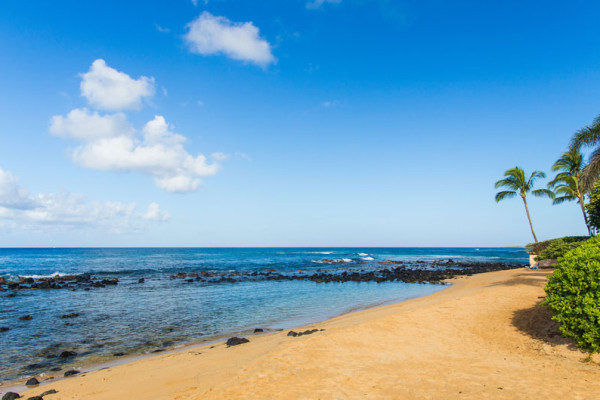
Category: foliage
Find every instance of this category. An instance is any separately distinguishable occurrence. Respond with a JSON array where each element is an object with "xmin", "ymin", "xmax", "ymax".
[
  {"xmin": 543, "ymin": 236, "xmax": 600, "ymax": 353},
  {"xmin": 535, "ymin": 237, "xmax": 589, "ymax": 261},
  {"xmin": 495, "ymin": 166, "xmax": 554, "ymax": 243},
  {"xmin": 494, "ymin": 167, "xmax": 553, "ymax": 203},
  {"xmin": 526, "ymin": 236, "xmax": 589, "ymax": 257},
  {"xmin": 569, "ymin": 114, "xmax": 600, "ymax": 192},
  {"xmin": 586, "ymin": 181, "xmax": 600, "ymax": 234}
]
